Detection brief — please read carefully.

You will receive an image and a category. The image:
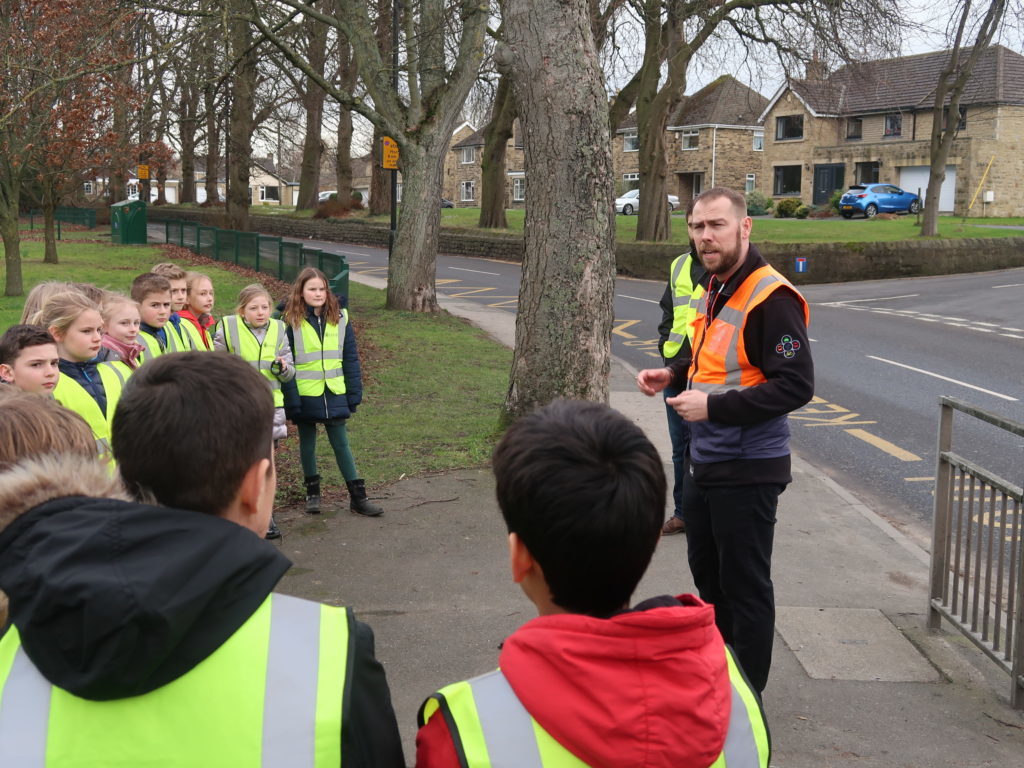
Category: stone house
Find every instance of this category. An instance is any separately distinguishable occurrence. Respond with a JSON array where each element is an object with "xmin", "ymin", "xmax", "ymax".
[
  {"xmin": 760, "ymin": 45, "xmax": 1024, "ymax": 215},
  {"xmin": 613, "ymin": 75, "xmax": 768, "ymax": 202},
  {"xmin": 444, "ymin": 122, "xmax": 528, "ymax": 208}
]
